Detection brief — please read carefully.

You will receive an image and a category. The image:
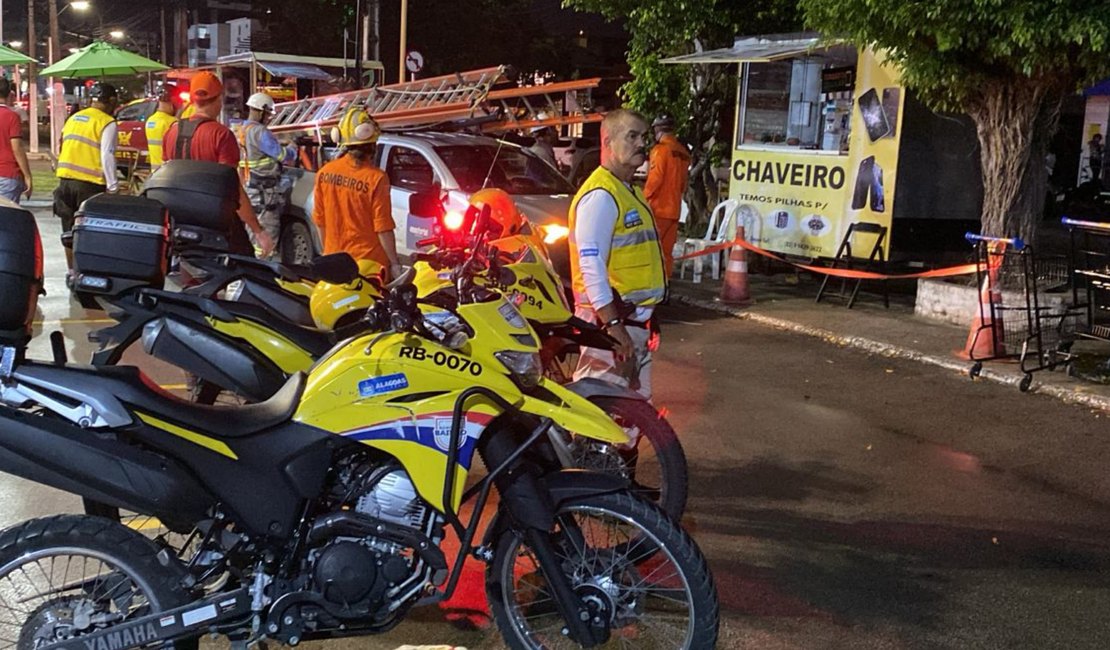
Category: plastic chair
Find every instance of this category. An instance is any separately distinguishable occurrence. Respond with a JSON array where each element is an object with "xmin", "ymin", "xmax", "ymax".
[{"xmin": 678, "ymin": 199, "xmax": 738, "ymax": 282}]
